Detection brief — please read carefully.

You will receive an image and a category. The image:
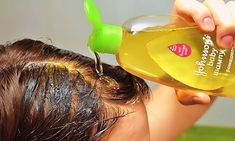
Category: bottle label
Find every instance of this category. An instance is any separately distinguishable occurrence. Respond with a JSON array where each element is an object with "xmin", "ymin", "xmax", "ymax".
[
  {"xmin": 194, "ymin": 34, "xmax": 234, "ymax": 77},
  {"xmin": 168, "ymin": 43, "xmax": 192, "ymax": 57}
]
